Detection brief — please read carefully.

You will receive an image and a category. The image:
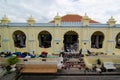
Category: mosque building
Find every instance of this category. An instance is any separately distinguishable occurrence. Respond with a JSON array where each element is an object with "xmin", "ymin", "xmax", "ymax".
[{"xmin": 0, "ymin": 13, "xmax": 120, "ymax": 55}]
